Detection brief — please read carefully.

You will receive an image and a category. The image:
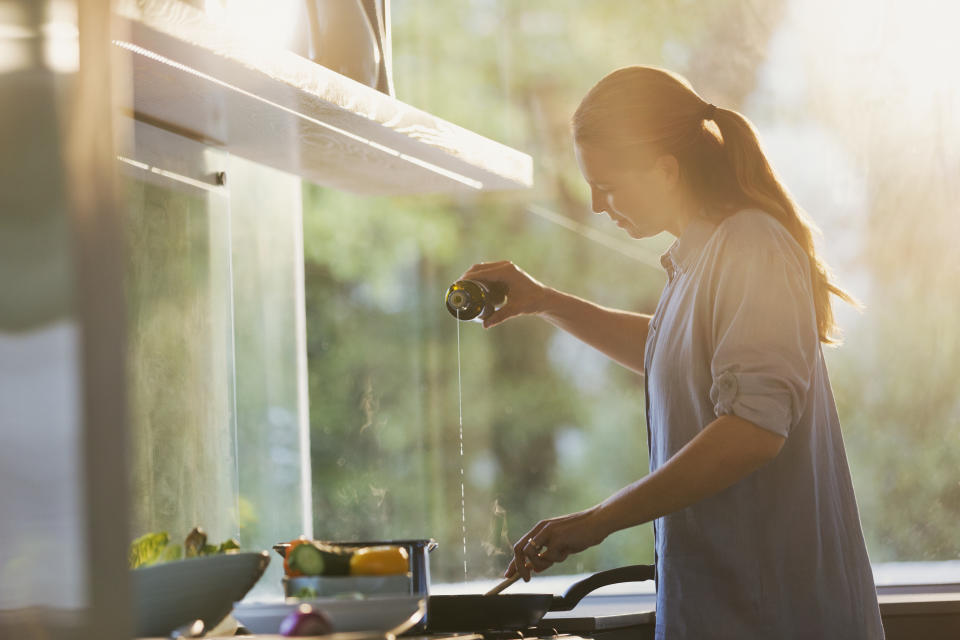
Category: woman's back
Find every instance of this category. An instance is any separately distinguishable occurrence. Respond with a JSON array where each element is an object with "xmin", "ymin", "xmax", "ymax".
[{"xmin": 644, "ymin": 209, "xmax": 884, "ymax": 639}]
